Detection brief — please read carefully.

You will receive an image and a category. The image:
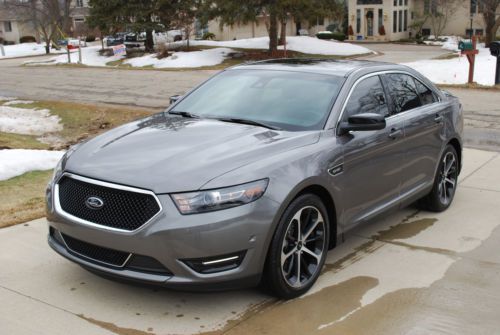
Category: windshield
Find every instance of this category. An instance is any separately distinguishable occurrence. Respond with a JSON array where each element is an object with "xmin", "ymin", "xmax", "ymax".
[{"xmin": 170, "ymin": 69, "xmax": 344, "ymax": 131}]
